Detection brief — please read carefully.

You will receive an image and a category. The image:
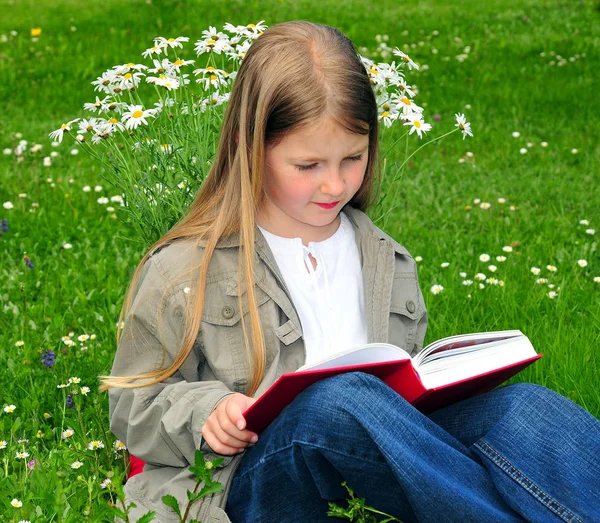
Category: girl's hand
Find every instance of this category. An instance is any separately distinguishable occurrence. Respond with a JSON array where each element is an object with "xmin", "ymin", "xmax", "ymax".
[{"xmin": 201, "ymin": 393, "xmax": 259, "ymax": 455}]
